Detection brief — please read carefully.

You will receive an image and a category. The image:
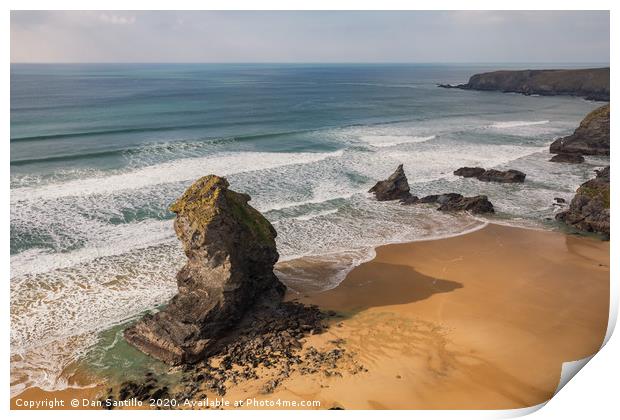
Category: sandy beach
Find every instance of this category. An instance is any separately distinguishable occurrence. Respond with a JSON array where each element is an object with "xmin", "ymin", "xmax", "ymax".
[
  {"xmin": 11, "ymin": 223, "xmax": 609, "ymax": 410},
  {"xmin": 228, "ymin": 223, "xmax": 609, "ymax": 409}
]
